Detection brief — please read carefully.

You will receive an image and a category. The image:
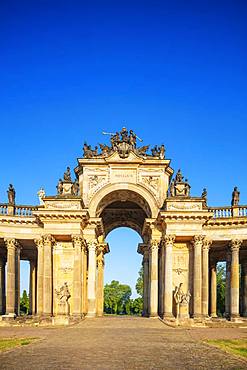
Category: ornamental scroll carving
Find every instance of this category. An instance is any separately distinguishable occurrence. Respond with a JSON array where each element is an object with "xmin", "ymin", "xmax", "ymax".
[
  {"xmin": 45, "ymin": 201, "xmax": 81, "ymax": 210},
  {"xmin": 164, "ymin": 235, "xmax": 176, "ymax": 247},
  {"xmin": 230, "ymin": 239, "xmax": 242, "ymax": 251}
]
